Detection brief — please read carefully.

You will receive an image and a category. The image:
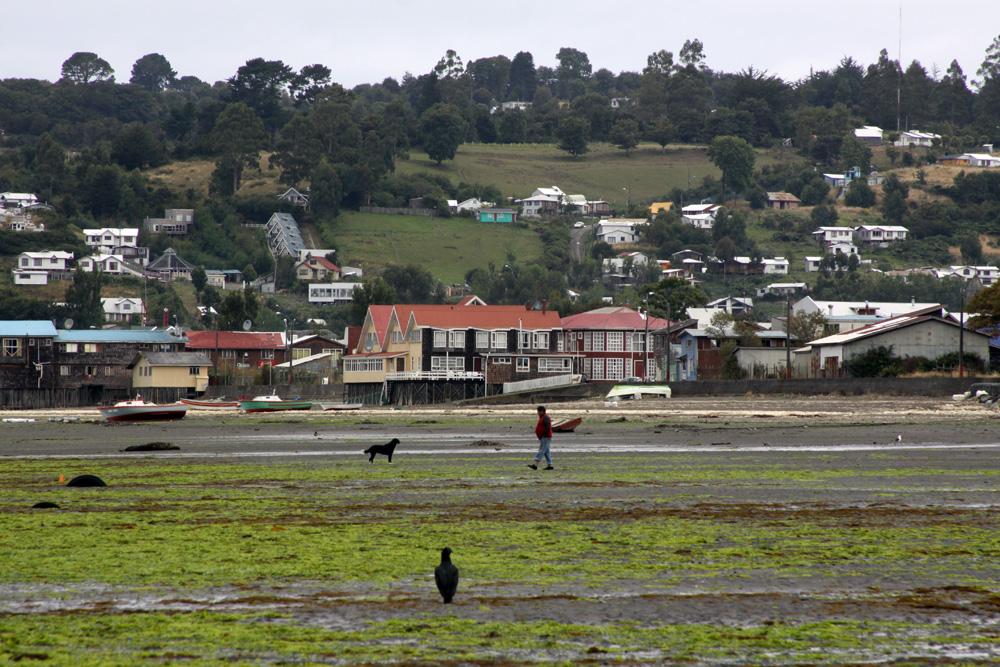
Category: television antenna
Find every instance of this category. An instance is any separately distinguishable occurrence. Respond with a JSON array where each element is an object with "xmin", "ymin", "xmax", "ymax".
[
  {"xmin": 63, "ymin": 318, "xmax": 74, "ymax": 330},
  {"xmin": 242, "ymin": 319, "xmax": 253, "ymax": 331}
]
